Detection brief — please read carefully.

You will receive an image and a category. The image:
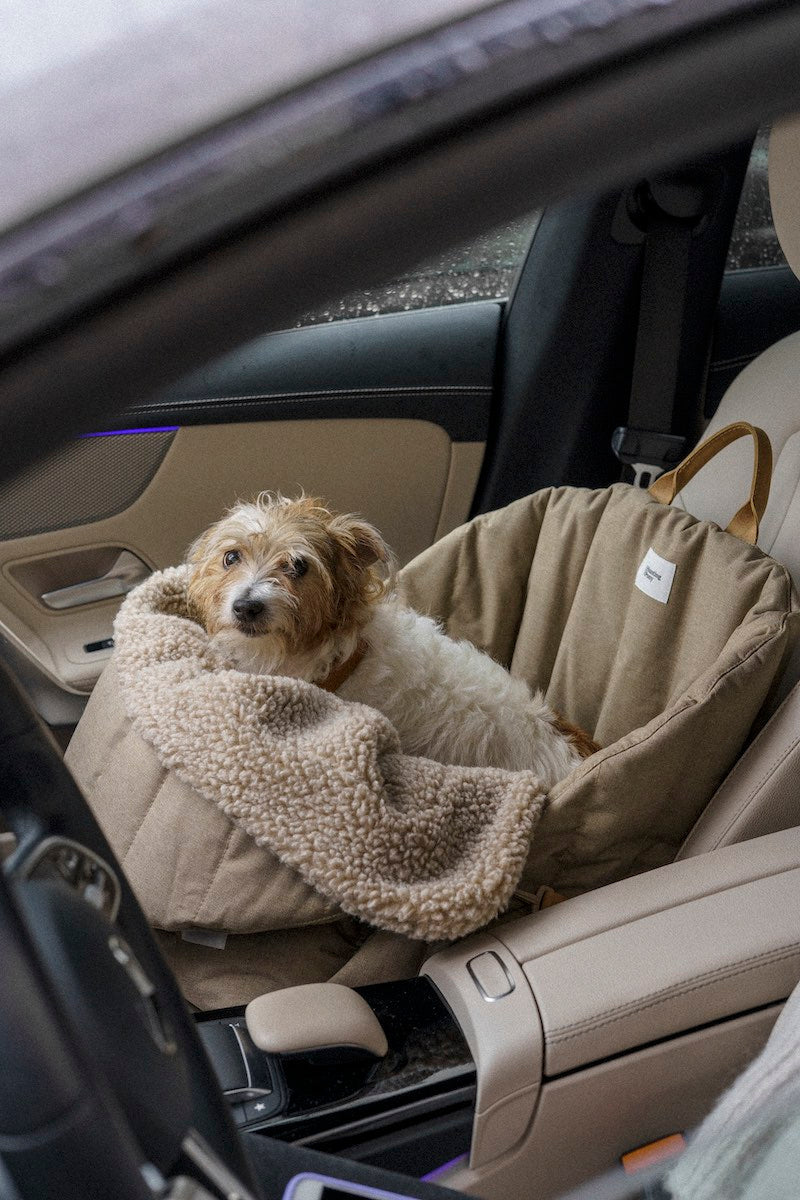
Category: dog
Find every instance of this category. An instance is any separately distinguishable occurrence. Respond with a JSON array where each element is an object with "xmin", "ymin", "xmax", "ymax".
[{"xmin": 187, "ymin": 493, "xmax": 597, "ymax": 790}]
